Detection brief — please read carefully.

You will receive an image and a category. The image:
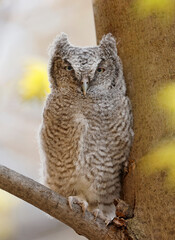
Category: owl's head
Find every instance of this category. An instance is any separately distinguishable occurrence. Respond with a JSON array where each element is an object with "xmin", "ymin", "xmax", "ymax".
[{"xmin": 48, "ymin": 33, "xmax": 126, "ymax": 97}]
